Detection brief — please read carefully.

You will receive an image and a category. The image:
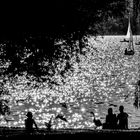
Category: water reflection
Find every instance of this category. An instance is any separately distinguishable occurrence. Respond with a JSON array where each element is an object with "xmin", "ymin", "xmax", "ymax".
[{"xmin": 0, "ymin": 36, "xmax": 140, "ymax": 129}]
